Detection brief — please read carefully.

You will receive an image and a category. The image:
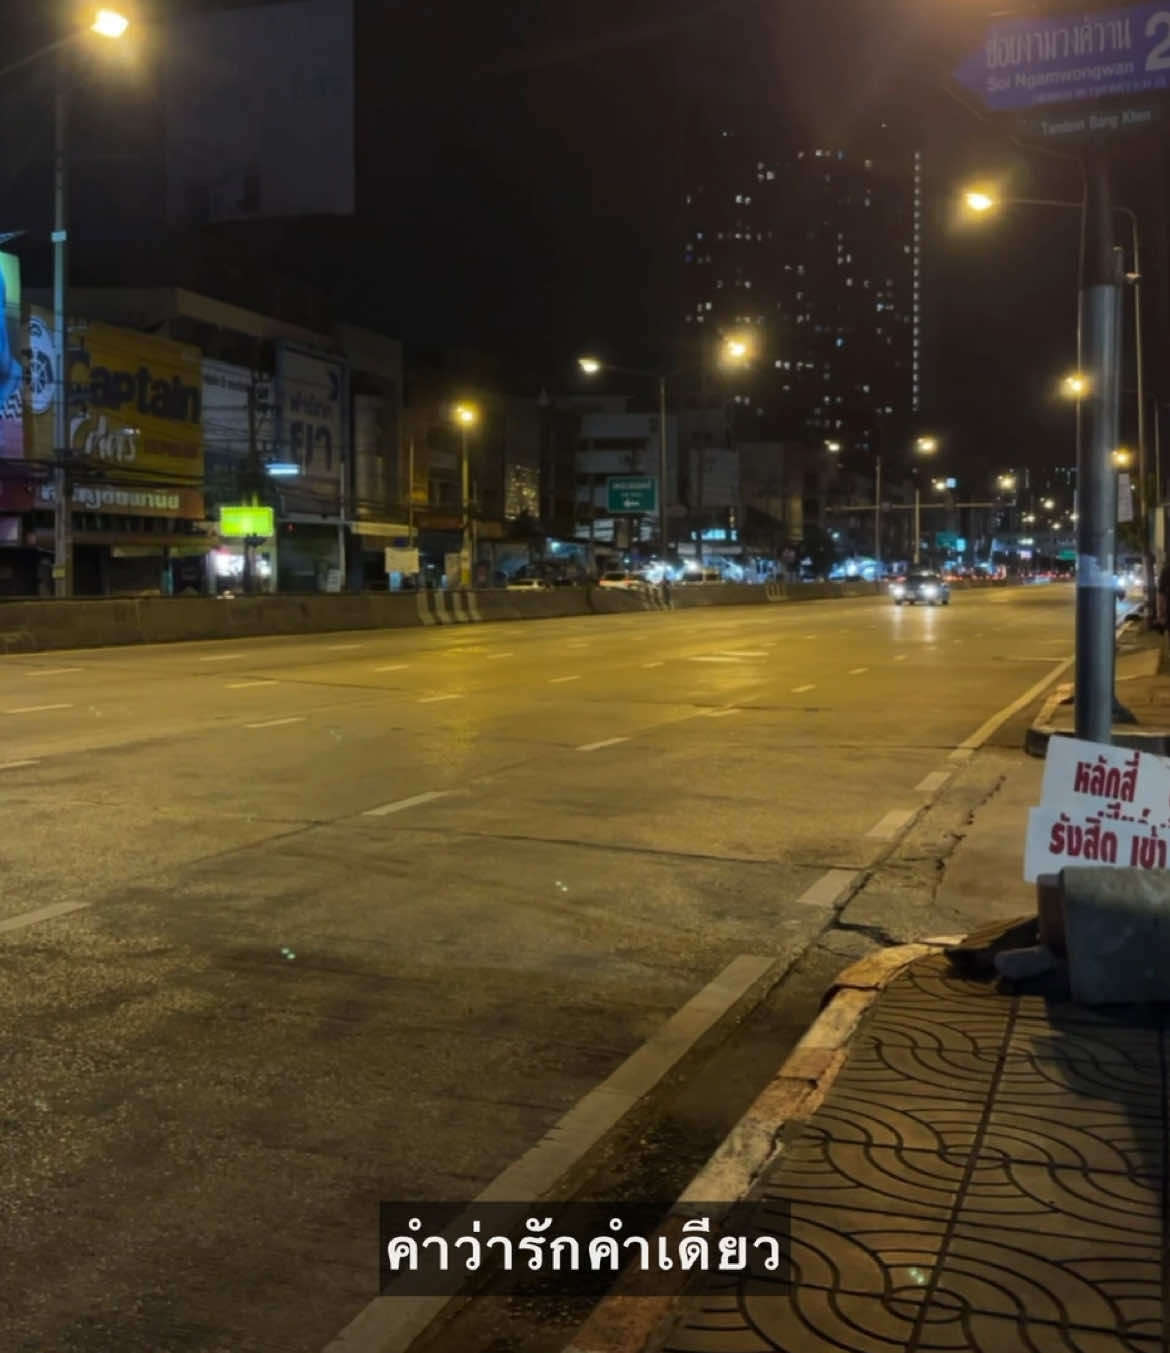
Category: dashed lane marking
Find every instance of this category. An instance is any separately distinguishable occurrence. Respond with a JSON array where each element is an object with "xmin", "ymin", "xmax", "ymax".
[
  {"xmin": 375, "ymin": 664, "xmax": 409, "ymax": 672},
  {"xmin": 326, "ymin": 643, "xmax": 364, "ymax": 652},
  {"xmin": 227, "ymin": 680, "xmax": 277, "ymax": 689},
  {"xmin": 418, "ymin": 694, "xmax": 463, "ymax": 704},
  {"xmin": 794, "ymin": 869, "xmax": 858, "ymax": 908},
  {"xmin": 0, "ymin": 759, "xmax": 38, "ymax": 771},
  {"xmin": 643, "ymin": 661, "xmax": 665, "ymax": 669},
  {"xmin": 577, "ymin": 737, "xmax": 629, "ymax": 752},
  {"xmin": 4, "ymin": 703, "xmax": 73, "ymax": 714},
  {"xmin": 848, "ymin": 667, "xmax": 869, "ymax": 676},
  {"xmin": 363, "ymin": 790, "xmax": 453, "ymax": 818},
  {"xmin": 549, "ymin": 675, "xmax": 582, "ymax": 684},
  {"xmin": 27, "ymin": 667, "xmax": 84, "ymax": 676},
  {"xmin": 792, "ymin": 684, "xmax": 816, "ymax": 693},
  {"xmin": 866, "ymin": 808, "xmax": 916, "ymax": 840},
  {"xmin": 245, "ymin": 716, "xmax": 305, "ymax": 729},
  {"xmin": 915, "ymin": 771, "xmax": 951, "ymax": 793}
]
